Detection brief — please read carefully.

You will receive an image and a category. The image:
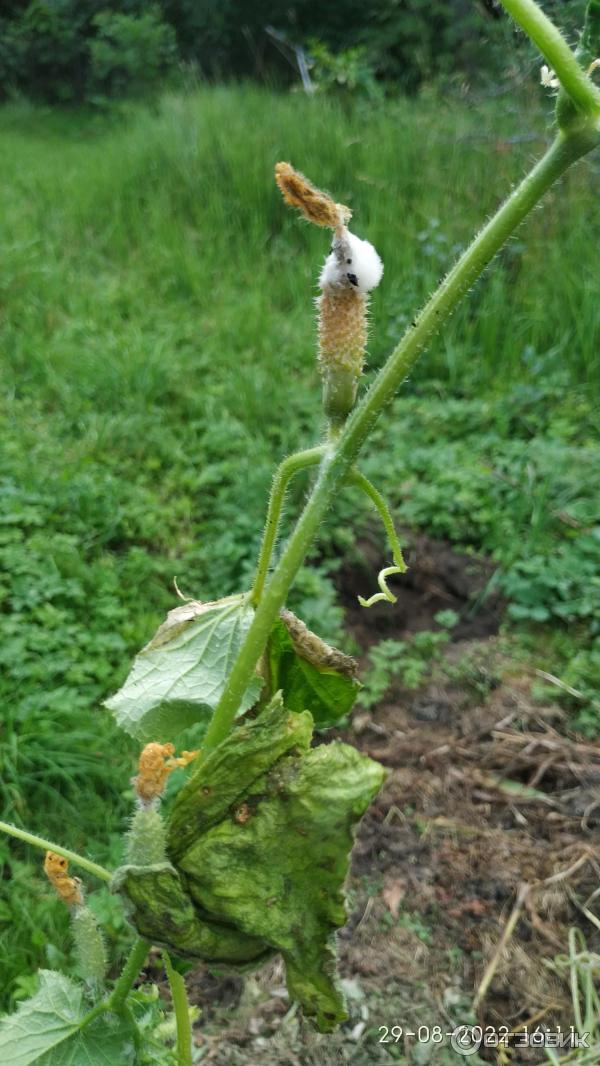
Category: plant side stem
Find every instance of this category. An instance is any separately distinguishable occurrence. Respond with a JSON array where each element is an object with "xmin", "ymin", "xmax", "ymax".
[
  {"xmin": 501, "ymin": 0, "xmax": 600, "ymax": 113},
  {"xmin": 250, "ymin": 445, "xmax": 327, "ymax": 605},
  {"xmin": 200, "ymin": 130, "xmax": 596, "ymax": 756},
  {"xmin": 0, "ymin": 819, "xmax": 112, "ymax": 882},
  {"xmin": 164, "ymin": 951, "xmax": 194, "ymax": 1066}
]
